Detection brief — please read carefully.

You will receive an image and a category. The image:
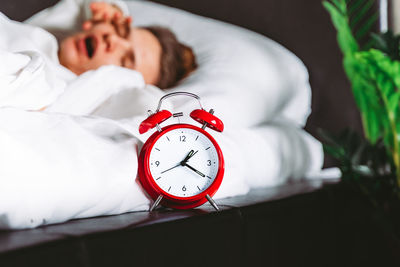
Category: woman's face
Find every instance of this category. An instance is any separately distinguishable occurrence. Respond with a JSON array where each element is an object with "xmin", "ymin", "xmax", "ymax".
[{"xmin": 58, "ymin": 22, "xmax": 162, "ymax": 85}]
